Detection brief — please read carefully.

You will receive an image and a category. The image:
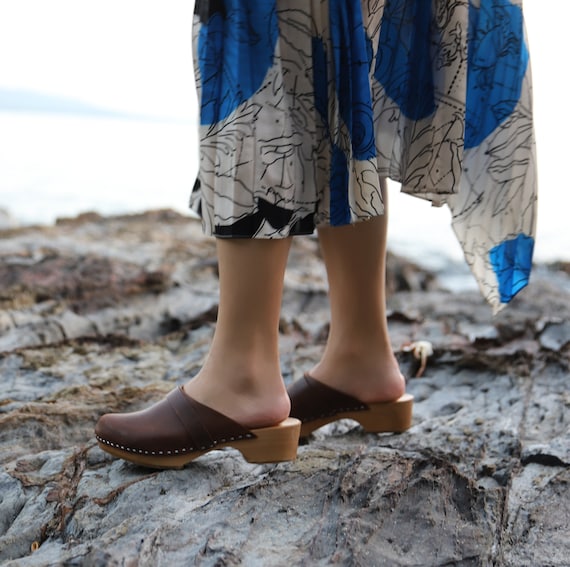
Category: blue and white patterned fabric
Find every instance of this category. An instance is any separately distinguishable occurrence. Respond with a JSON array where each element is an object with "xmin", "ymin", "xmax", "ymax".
[{"xmin": 190, "ymin": 0, "xmax": 537, "ymax": 311}]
